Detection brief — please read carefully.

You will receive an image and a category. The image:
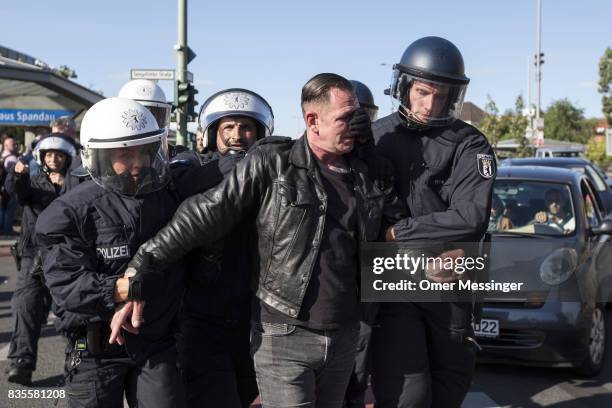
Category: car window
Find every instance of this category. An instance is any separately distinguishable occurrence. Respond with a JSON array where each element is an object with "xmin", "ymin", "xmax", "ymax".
[
  {"xmin": 581, "ymin": 180, "xmax": 602, "ymax": 228},
  {"xmin": 584, "ymin": 165, "xmax": 607, "ymax": 192},
  {"xmin": 489, "ymin": 180, "xmax": 575, "ymax": 236}
]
